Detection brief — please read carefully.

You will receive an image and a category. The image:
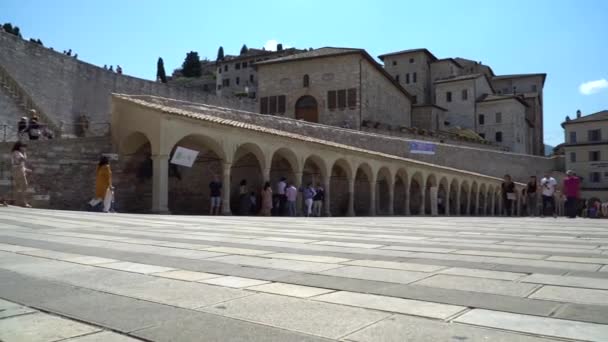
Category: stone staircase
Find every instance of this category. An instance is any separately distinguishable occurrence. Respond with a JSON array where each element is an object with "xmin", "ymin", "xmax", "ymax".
[{"xmin": 0, "ymin": 63, "xmax": 61, "ymax": 138}]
